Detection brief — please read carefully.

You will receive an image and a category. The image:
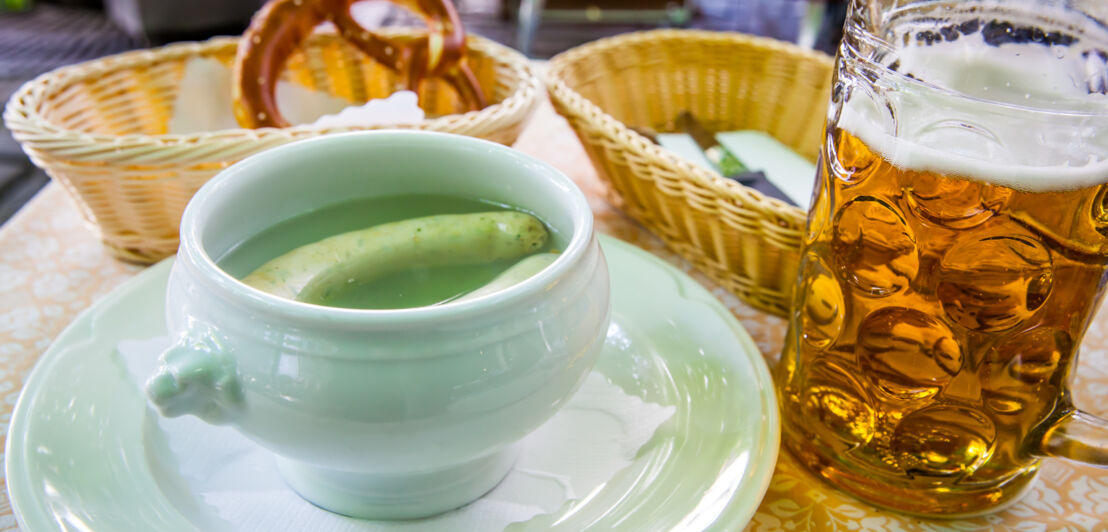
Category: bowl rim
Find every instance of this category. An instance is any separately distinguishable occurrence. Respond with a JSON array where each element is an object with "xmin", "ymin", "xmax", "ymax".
[{"xmin": 177, "ymin": 129, "xmax": 598, "ymax": 331}]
